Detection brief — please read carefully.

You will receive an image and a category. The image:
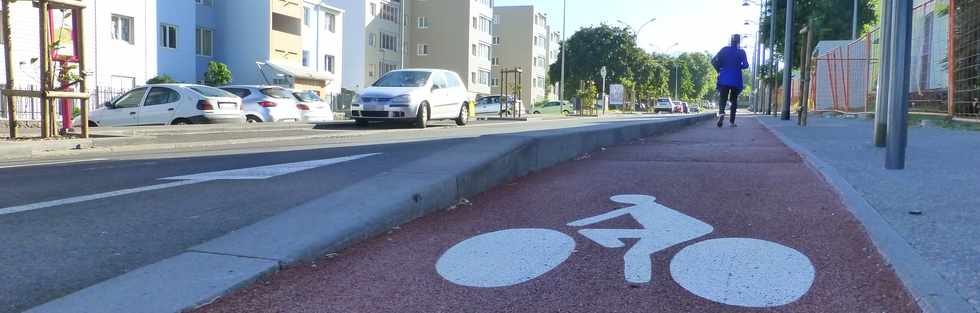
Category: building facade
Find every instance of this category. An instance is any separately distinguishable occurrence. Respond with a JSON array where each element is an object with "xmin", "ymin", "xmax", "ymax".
[
  {"xmin": 302, "ymin": 1, "xmax": 344, "ymax": 95},
  {"xmin": 408, "ymin": 0, "xmax": 493, "ymax": 97},
  {"xmin": 491, "ymin": 5, "xmax": 549, "ymax": 104},
  {"xmin": 334, "ymin": 0, "xmax": 406, "ymax": 92},
  {"xmin": 1, "ymin": 0, "xmax": 158, "ymax": 90}
]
